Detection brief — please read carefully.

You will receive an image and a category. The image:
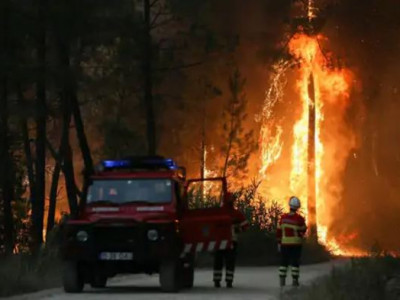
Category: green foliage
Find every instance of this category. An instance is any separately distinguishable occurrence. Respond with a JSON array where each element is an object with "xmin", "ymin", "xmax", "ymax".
[
  {"xmin": 187, "ymin": 187, "xmax": 222, "ymax": 209},
  {"xmin": 233, "ymin": 180, "xmax": 283, "ymax": 232}
]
